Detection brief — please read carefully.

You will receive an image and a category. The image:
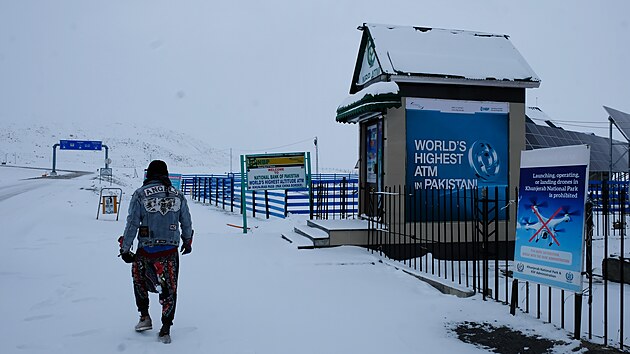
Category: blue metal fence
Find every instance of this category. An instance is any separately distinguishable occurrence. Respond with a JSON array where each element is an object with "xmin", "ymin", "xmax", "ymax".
[{"xmin": 182, "ymin": 173, "xmax": 359, "ymax": 219}]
